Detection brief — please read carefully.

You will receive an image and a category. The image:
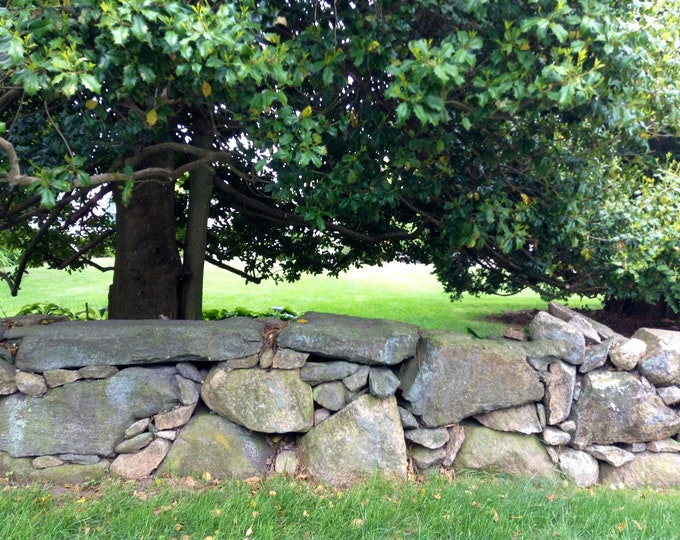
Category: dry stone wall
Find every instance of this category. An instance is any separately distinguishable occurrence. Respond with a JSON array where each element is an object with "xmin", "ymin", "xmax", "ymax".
[{"xmin": 2, "ymin": 305, "xmax": 680, "ymax": 487}]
